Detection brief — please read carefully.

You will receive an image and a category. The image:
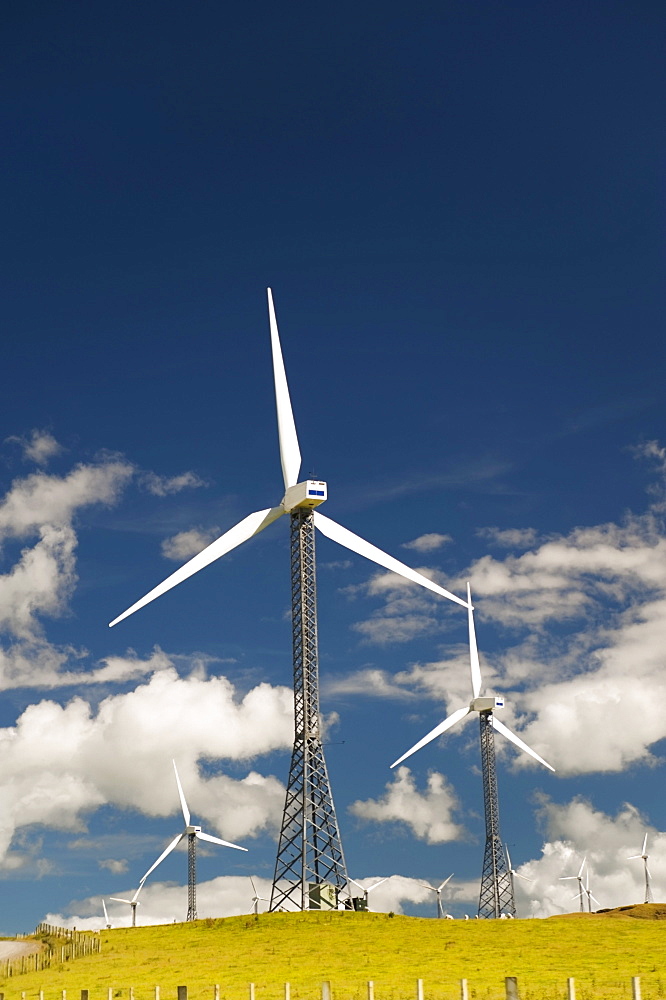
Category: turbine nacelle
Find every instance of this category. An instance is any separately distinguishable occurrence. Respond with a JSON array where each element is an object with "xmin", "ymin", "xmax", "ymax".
[
  {"xmin": 471, "ymin": 696, "xmax": 504, "ymax": 713},
  {"xmin": 281, "ymin": 480, "xmax": 328, "ymax": 512},
  {"xmin": 186, "ymin": 825, "xmax": 202, "ymax": 836}
]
